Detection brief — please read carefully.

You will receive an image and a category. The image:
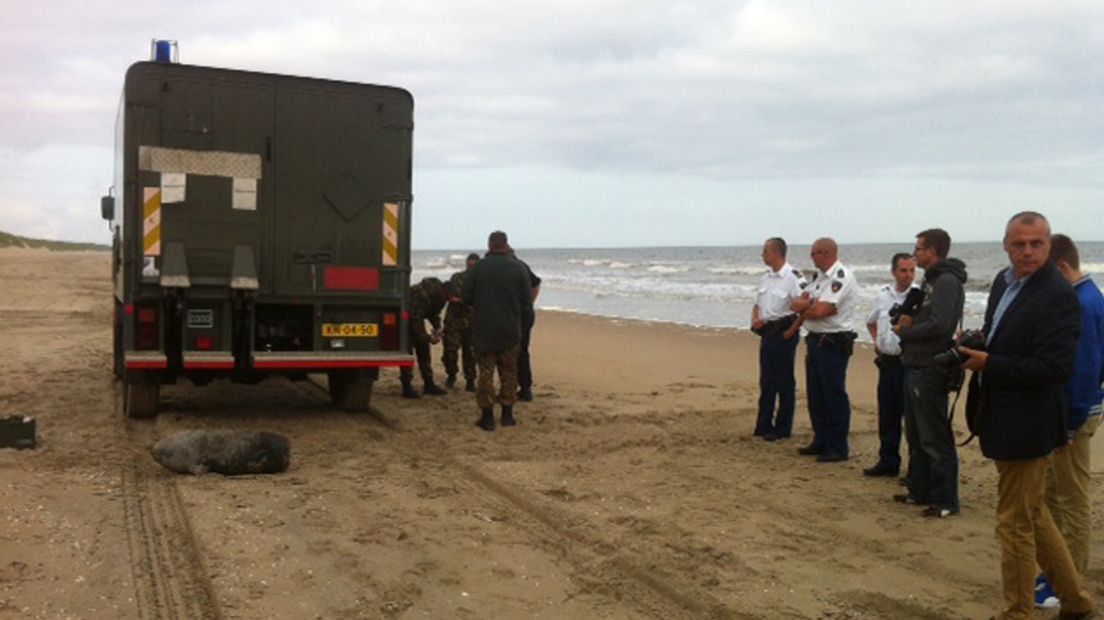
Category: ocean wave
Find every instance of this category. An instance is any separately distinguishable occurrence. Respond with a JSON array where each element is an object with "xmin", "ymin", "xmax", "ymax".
[
  {"xmin": 849, "ymin": 264, "xmax": 894, "ymax": 273},
  {"xmin": 708, "ymin": 266, "xmax": 764, "ymax": 276},
  {"xmin": 609, "ymin": 261, "xmax": 634, "ymax": 269},
  {"xmin": 646, "ymin": 265, "xmax": 690, "ymax": 274},
  {"xmin": 567, "ymin": 258, "xmax": 608, "ymax": 267}
]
